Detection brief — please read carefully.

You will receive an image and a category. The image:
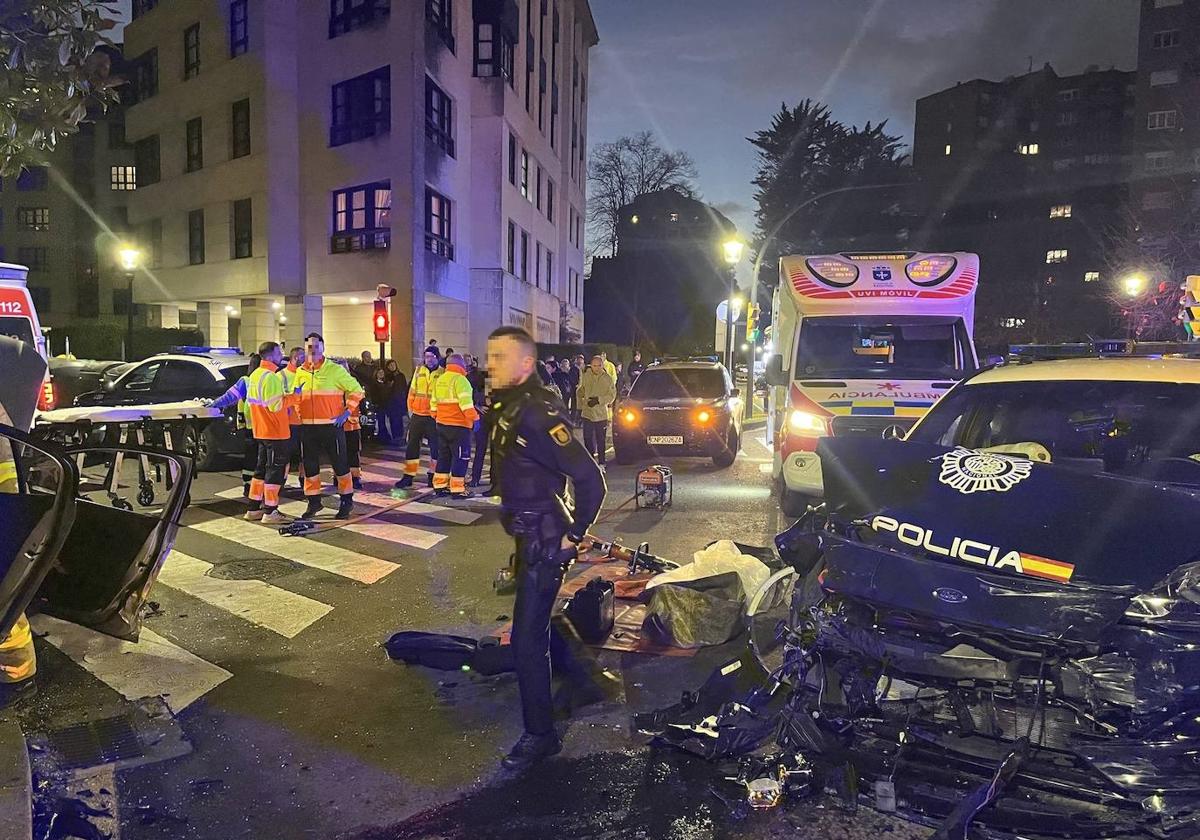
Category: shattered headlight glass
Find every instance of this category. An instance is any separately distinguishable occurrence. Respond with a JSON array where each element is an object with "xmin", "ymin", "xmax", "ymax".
[{"xmin": 1125, "ymin": 562, "xmax": 1200, "ymax": 629}]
